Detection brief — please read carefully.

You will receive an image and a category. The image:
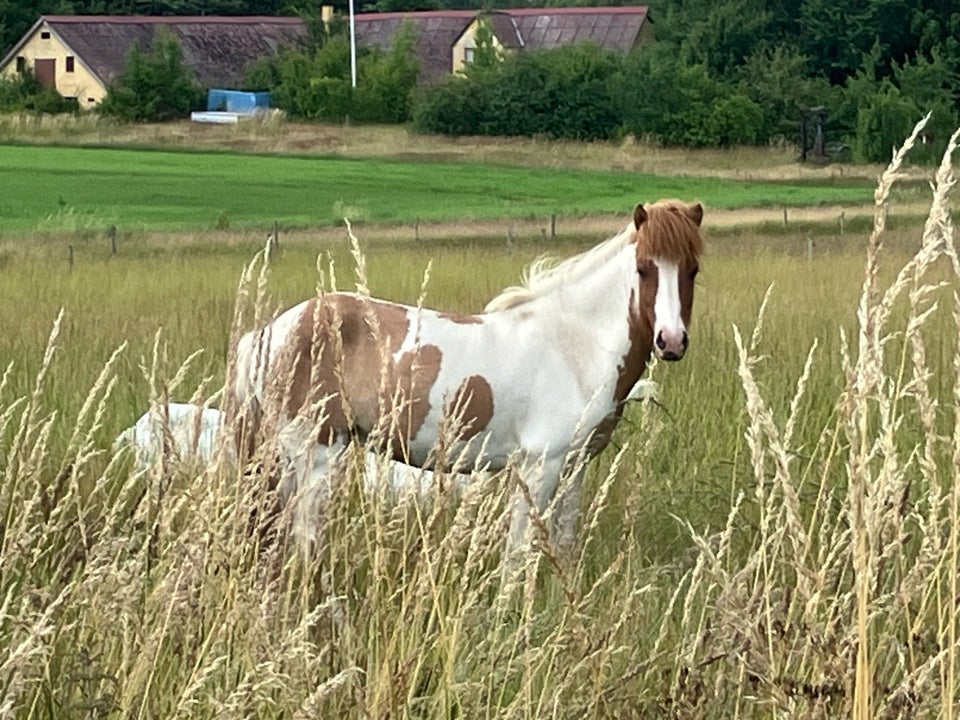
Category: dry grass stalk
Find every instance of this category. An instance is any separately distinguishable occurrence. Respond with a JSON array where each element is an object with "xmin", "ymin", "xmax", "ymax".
[{"xmin": 2, "ymin": 125, "xmax": 960, "ymax": 718}]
